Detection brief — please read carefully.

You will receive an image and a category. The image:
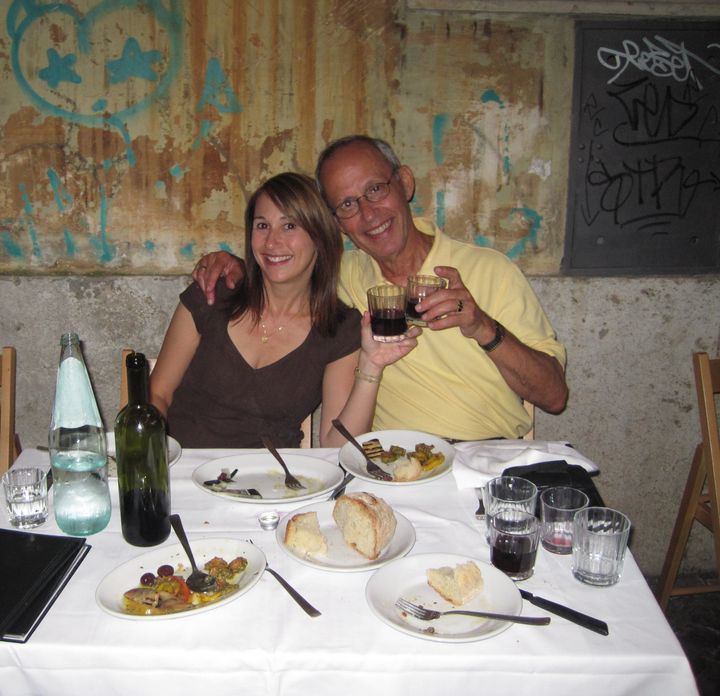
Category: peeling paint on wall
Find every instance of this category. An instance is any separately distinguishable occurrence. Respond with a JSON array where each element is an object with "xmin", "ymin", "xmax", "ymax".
[{"xmin": 0, "ymin": 1, "xmax": 569, "ymax": 274}]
